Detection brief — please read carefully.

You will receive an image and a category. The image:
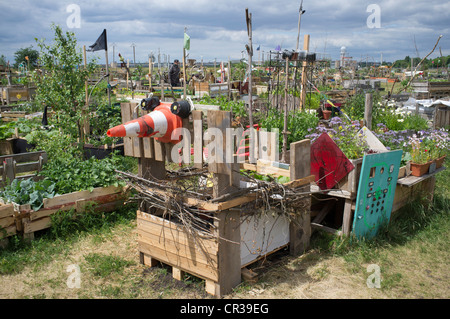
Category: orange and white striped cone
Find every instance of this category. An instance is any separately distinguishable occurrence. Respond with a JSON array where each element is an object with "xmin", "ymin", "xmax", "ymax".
[{"xmin": 107, "ymin": 103, "xmax": 183, "ymax": 144}]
